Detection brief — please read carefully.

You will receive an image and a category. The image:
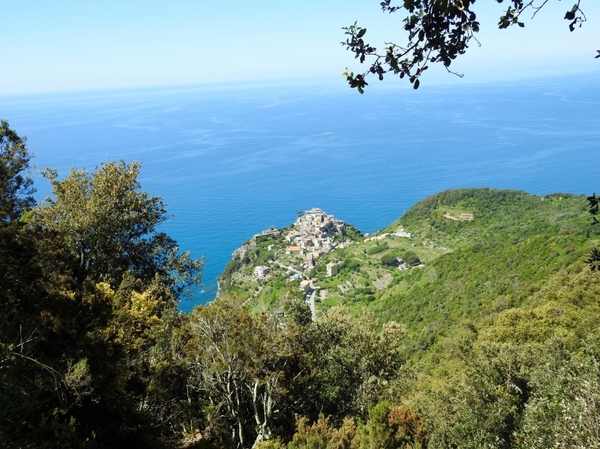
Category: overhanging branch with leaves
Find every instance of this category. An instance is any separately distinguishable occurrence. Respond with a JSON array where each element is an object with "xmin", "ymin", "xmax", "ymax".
[{"xmin": 342, "ymin": 0, "xmax": 591, "ymax": 92}]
